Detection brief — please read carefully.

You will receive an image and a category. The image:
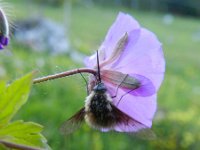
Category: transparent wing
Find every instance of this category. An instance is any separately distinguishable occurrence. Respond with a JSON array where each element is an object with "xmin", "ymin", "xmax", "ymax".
[
  {"xmin": 60, "ymin": 107, "xmax": 85, "ymax": 135},
  {"xmin": 112, "ymin": 105, "xmax": 155, "ymax": 139},
  {"xmin": 101, "ymin": 70, "xmax": 156, "ymax": 97},
  {"xmin": 101, "ymin": 70, "xmax": 140, "ymax": 89},
  {"xmin": 129, "ymin": 128, "xmax": 156, "ymax": 140}
]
